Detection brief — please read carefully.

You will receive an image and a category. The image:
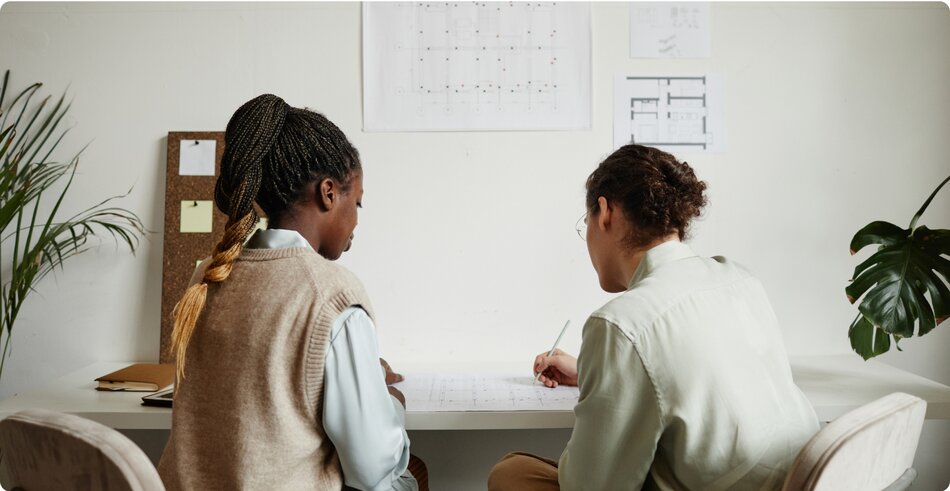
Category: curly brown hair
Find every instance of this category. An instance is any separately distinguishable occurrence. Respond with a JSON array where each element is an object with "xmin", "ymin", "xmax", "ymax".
[{"xmin": 585, "ymin": 144, "xmax": 707, "ymax": 249}]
